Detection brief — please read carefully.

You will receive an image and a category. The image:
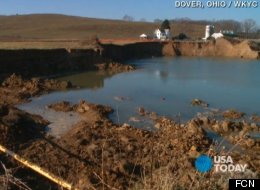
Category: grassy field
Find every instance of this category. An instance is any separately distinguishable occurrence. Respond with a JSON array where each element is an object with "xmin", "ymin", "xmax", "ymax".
[{"xmin": 0, "ymin": 14, "xmax": 205, "ymax": 41}]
